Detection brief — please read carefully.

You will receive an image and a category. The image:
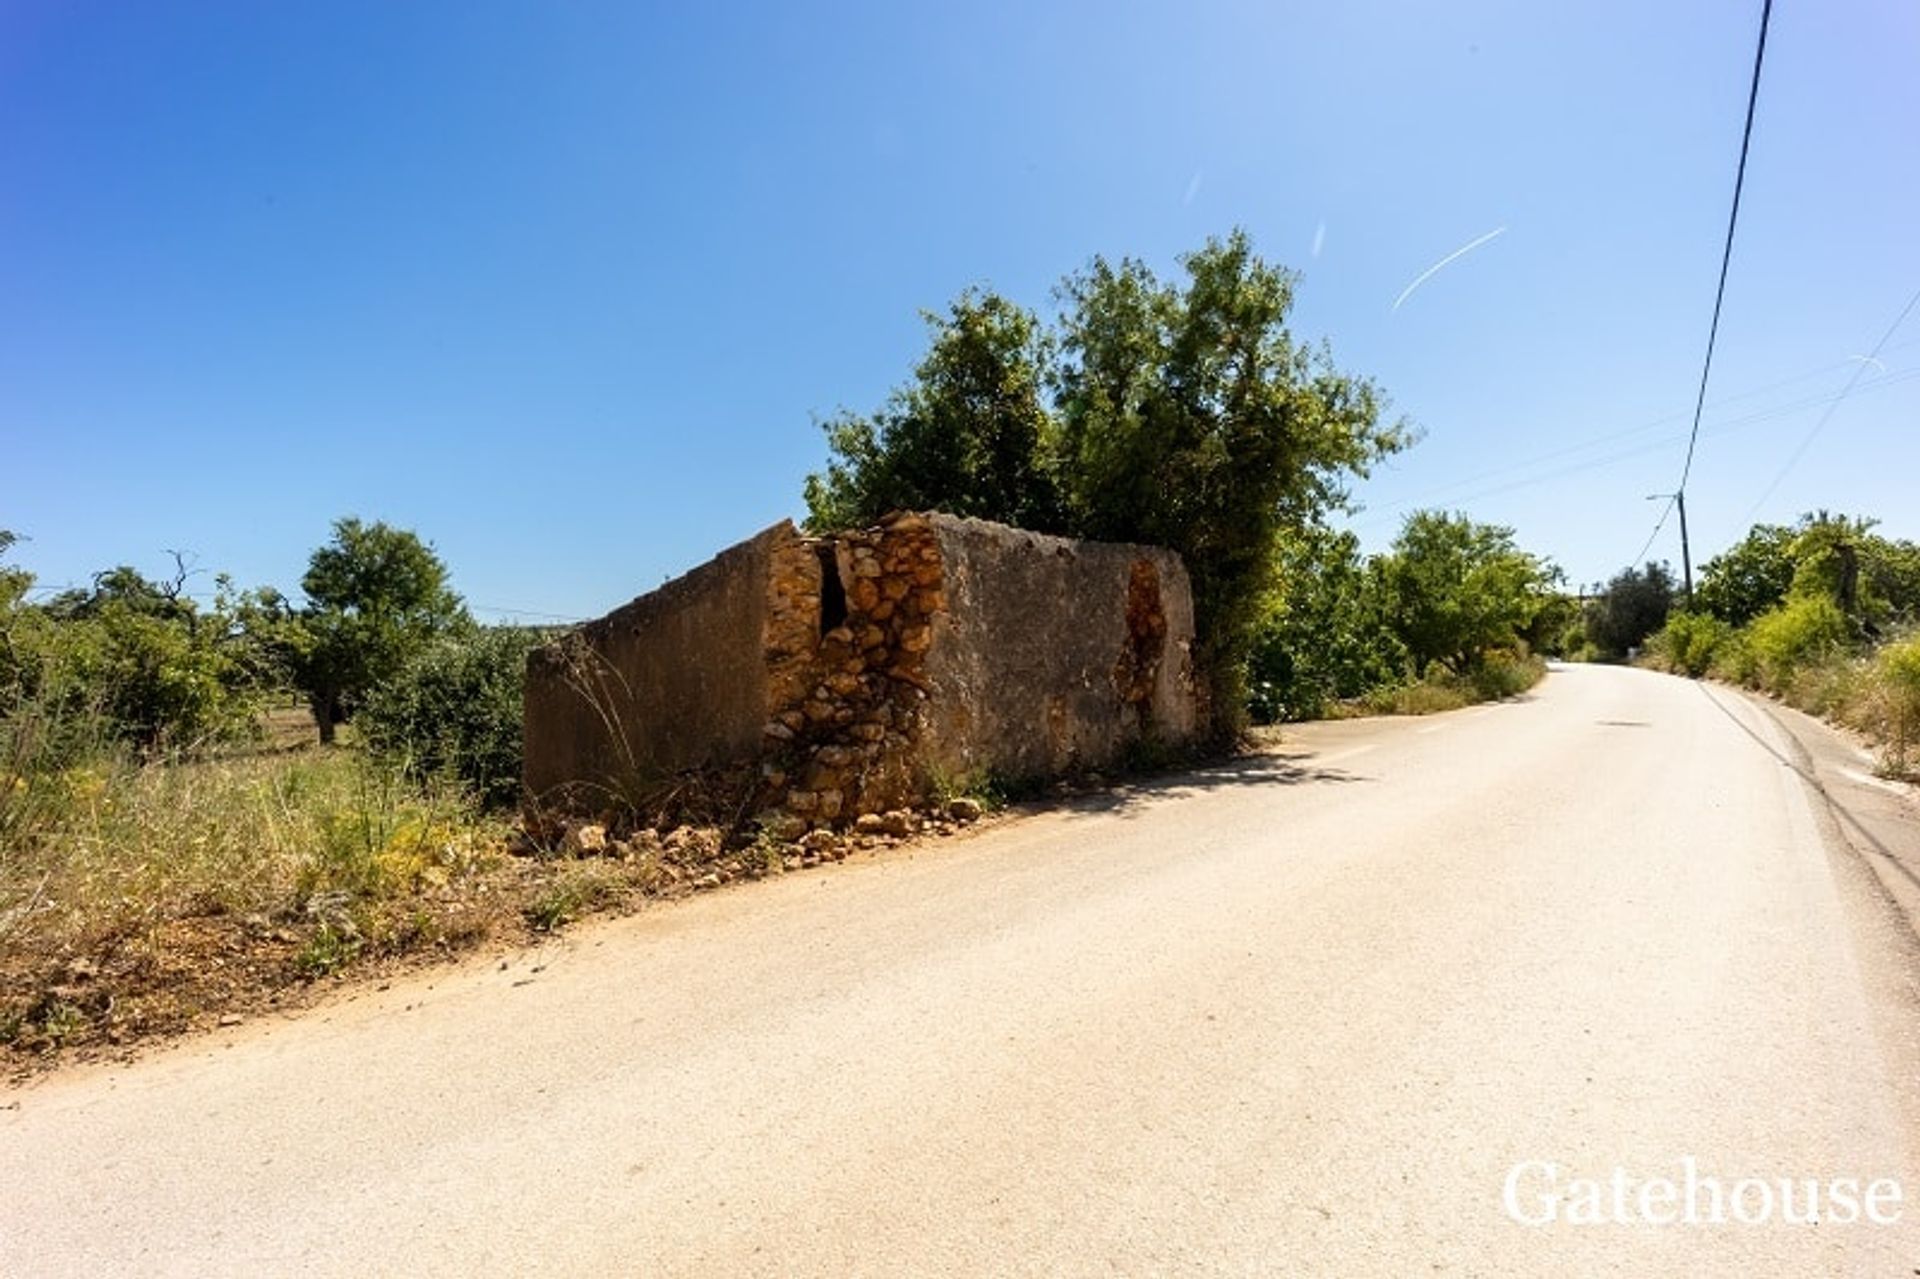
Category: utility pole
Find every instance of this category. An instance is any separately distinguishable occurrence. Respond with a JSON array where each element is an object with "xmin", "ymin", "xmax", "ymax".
[
  {"xmin": 1675, "ymin": 490, "xmax": 1693, "ymax": 608},
  {"xmin": 1646, "ymin": 492, "xmax": 1695, "ymax": 608}
]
